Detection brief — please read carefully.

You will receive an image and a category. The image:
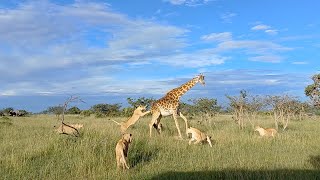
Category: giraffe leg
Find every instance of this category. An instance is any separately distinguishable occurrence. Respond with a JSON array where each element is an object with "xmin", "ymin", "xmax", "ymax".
[
  {"xmin": 155, "ymin": 115, "xmax": 162, "ymax": 134},
  {"xmin": 173, "ymin": 113, "xmax": 183, "ymax": 139},
  {"xmin": 179, "ymin": 112, "xmax": 189, "ymax": 136},
  {"xmin": 149, "ymin": 111, "xmax": 161, "ymax": 137}
]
